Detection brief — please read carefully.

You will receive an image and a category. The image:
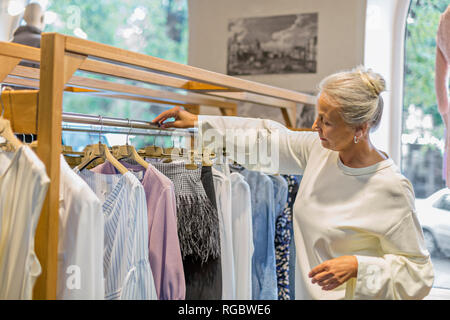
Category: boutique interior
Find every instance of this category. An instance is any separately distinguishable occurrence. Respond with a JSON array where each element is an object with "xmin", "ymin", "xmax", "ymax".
[{"xmin": 0, "ymin": 0, "xmax": 449, "ymax": 301}]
